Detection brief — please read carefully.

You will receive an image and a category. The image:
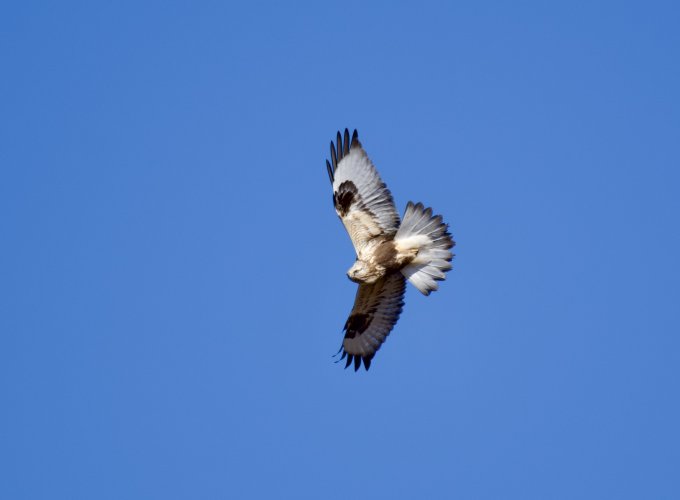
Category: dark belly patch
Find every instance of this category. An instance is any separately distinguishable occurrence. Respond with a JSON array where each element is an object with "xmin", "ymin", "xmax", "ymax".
[{"xmin": 374, "ymin": 239, "xmax": 409, "ymax": 269}]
